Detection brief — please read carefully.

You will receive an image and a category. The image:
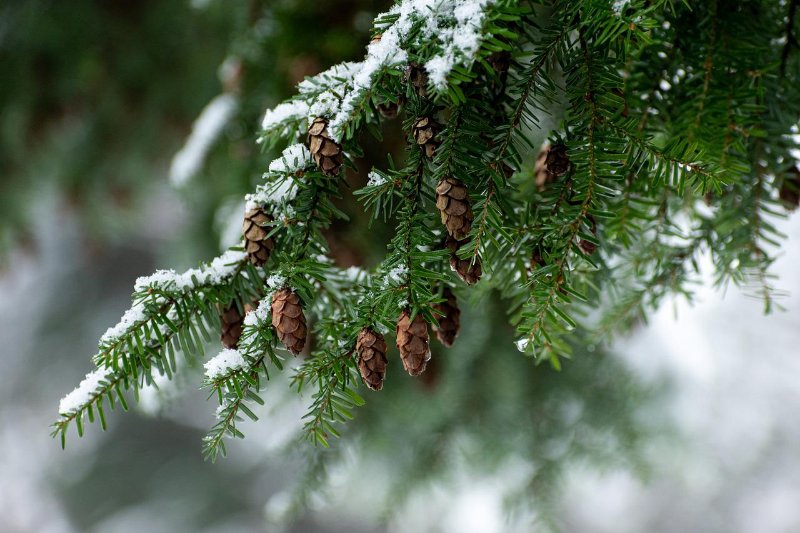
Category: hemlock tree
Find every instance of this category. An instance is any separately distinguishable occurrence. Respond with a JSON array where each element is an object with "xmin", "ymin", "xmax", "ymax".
[{"xmin": 55, "ymin": 0, "xmax": 800, "ymax": 467}]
